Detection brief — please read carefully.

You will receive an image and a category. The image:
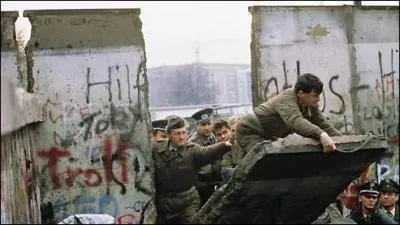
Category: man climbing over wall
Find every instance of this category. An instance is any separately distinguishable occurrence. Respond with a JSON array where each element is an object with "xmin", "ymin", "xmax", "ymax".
[{"xmin": 235, "ymin": 73, "xmax": 342, "ymax": 155}]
